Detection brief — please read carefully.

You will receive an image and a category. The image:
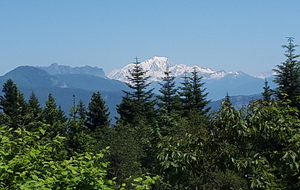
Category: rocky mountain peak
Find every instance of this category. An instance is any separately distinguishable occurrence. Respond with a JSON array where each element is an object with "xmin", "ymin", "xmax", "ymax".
[{"xmin": 38, "ymin": 63, "xmax": 106, "ymax": 78}]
